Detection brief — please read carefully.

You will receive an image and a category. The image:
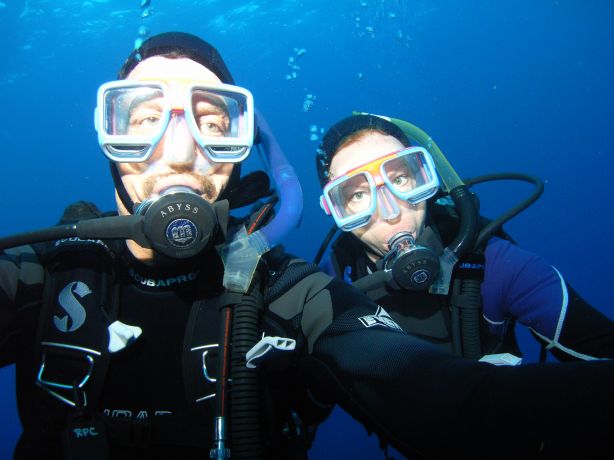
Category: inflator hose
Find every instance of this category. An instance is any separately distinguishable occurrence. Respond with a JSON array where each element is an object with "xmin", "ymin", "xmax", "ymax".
[
  {"xmin": 459, "ymin": 279, "xmax": 483, "ymax": 360},
  {"xmin": 447, "ymin": 185, "xmax": 478, "ymax": 257},
  {"xmin": 230, "ymin": 281, "xmax": 263, "ymax": 459},
  {"xmin": 450, "ymin": 289, "xmax": 462, "ymax": 356},
  {"xmin": 446, "ymin": 185, "xmax": 482, "ymax": 358}
]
